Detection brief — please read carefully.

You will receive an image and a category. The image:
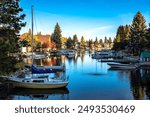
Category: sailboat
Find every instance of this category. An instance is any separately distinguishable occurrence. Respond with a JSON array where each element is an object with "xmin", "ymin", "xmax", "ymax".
[{"xmin": 7, "ymin": 6, "xmax": 68, "ymax": 89}]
